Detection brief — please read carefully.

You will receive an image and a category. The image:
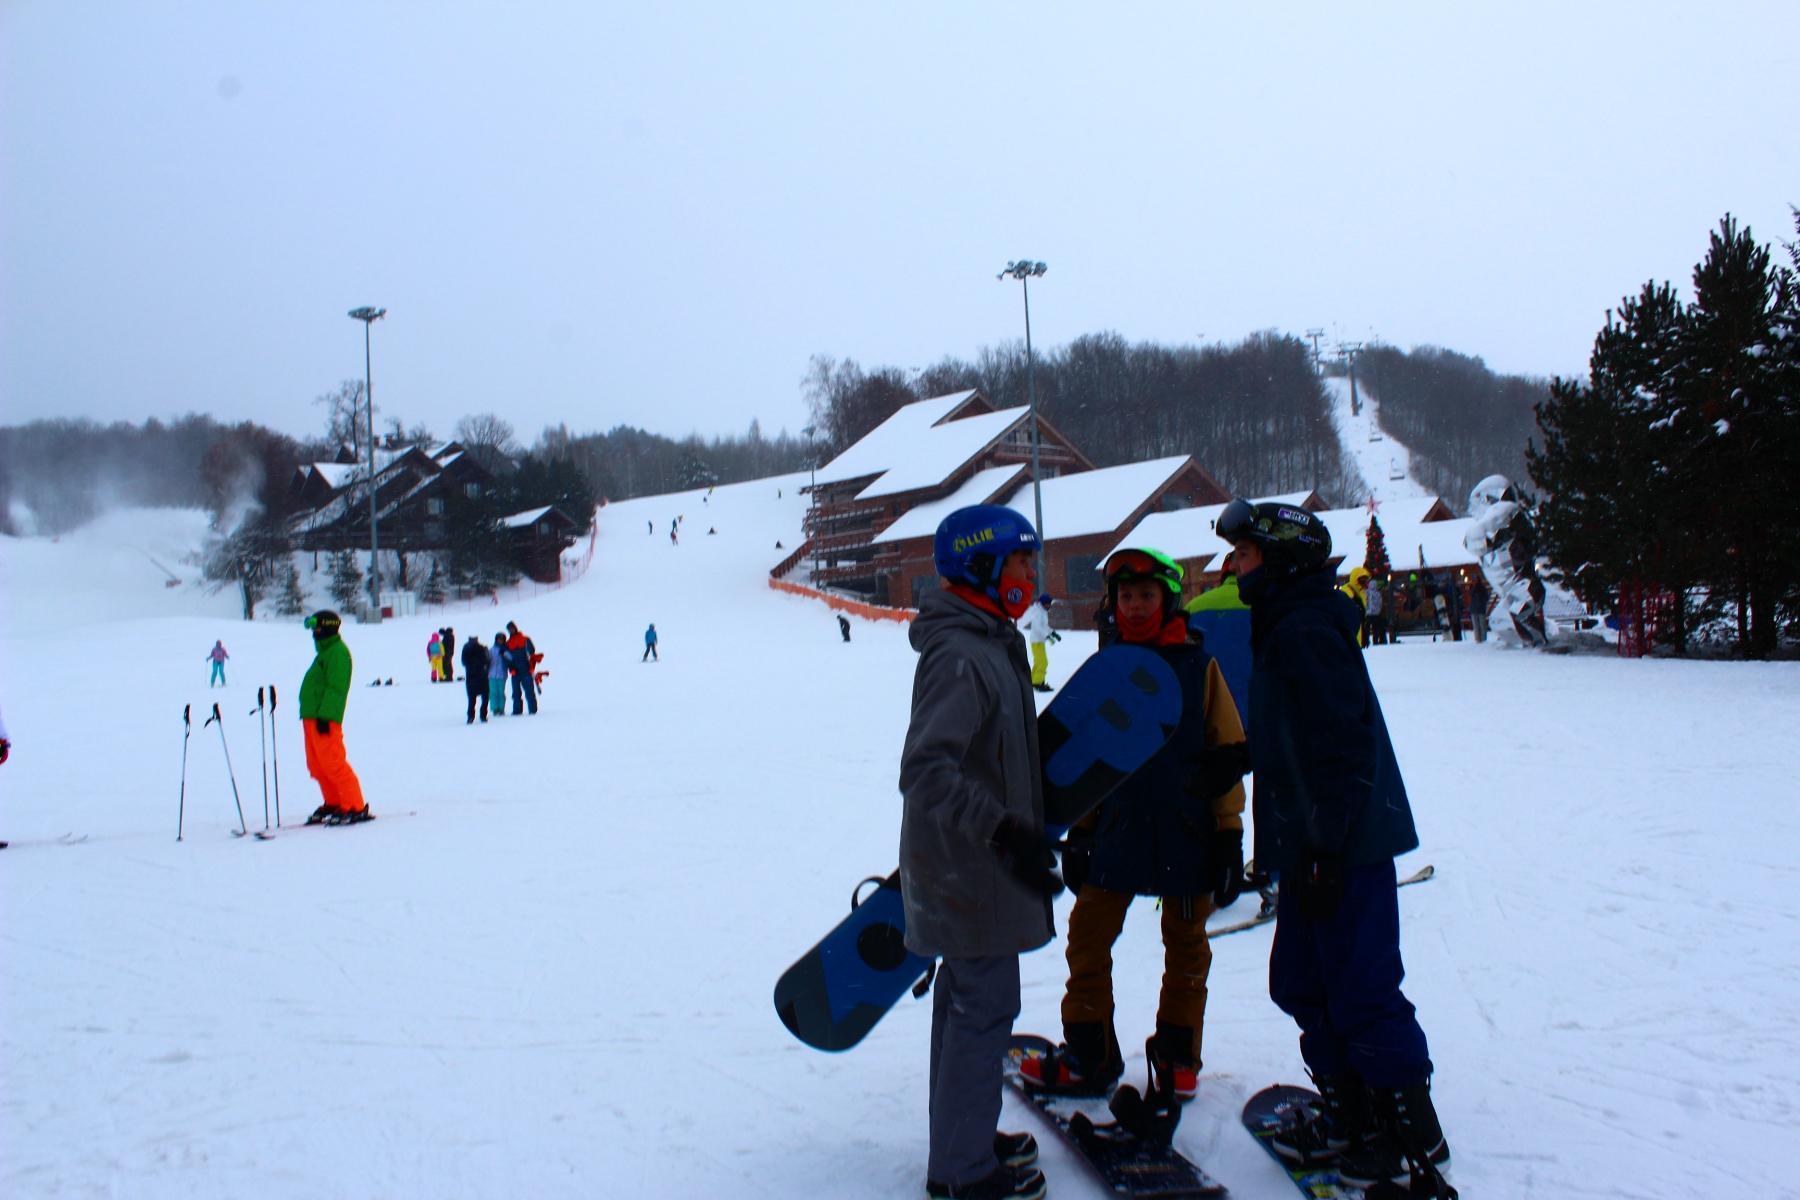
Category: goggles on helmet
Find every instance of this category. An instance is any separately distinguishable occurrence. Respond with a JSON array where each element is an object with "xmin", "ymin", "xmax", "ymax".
[{"xmin": 1103, "ymin": 547, "xmax": 1185, "ymax": 596}]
